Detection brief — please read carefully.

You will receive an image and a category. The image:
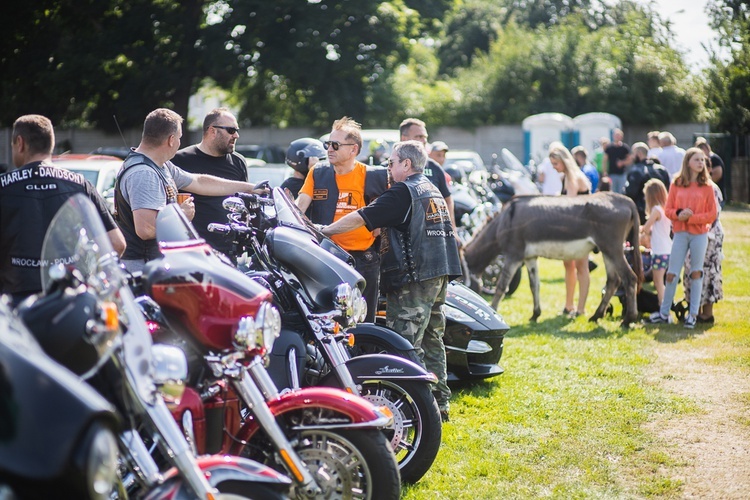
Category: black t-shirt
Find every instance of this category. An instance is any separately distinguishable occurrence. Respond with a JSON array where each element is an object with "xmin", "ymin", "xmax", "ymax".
[
  {"xmin": 172, "ymin": 145, "xmax": 247, "ymax": 253},
  {"xmin": 0, "ymin": 161, "xmax": 116, "ymax": 296},
  {"xmin": 605, "ymin": 143, "xmax": 631, "ymax": 175},
  {"xmin": 423, "ymin": 159, "xmax": 451, "ymax": 198},
  {"xmin": 280, "ymin": 176, "xmax": 305, "ymax": 199},
  {"xmin": 359, "ymin": 181, "xmax": 412, "ymax": 232}
]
